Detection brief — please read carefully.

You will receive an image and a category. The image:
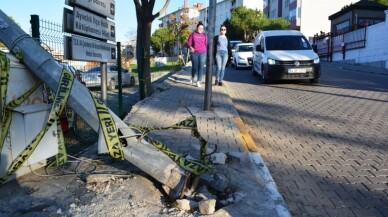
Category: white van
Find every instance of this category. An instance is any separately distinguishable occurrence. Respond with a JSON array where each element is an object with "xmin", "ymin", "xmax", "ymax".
[{"xmin": 252, "ymin": 30, "xmax": 320, "ymax": 84}]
